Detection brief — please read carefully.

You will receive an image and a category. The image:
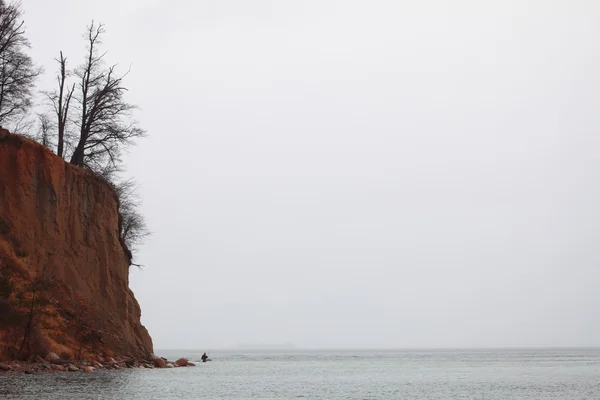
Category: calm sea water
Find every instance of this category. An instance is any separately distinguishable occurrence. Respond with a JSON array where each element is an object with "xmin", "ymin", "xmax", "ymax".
[{"xmin": 1, "ymin": 348, "xmax": 600, "ymax": 399}]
